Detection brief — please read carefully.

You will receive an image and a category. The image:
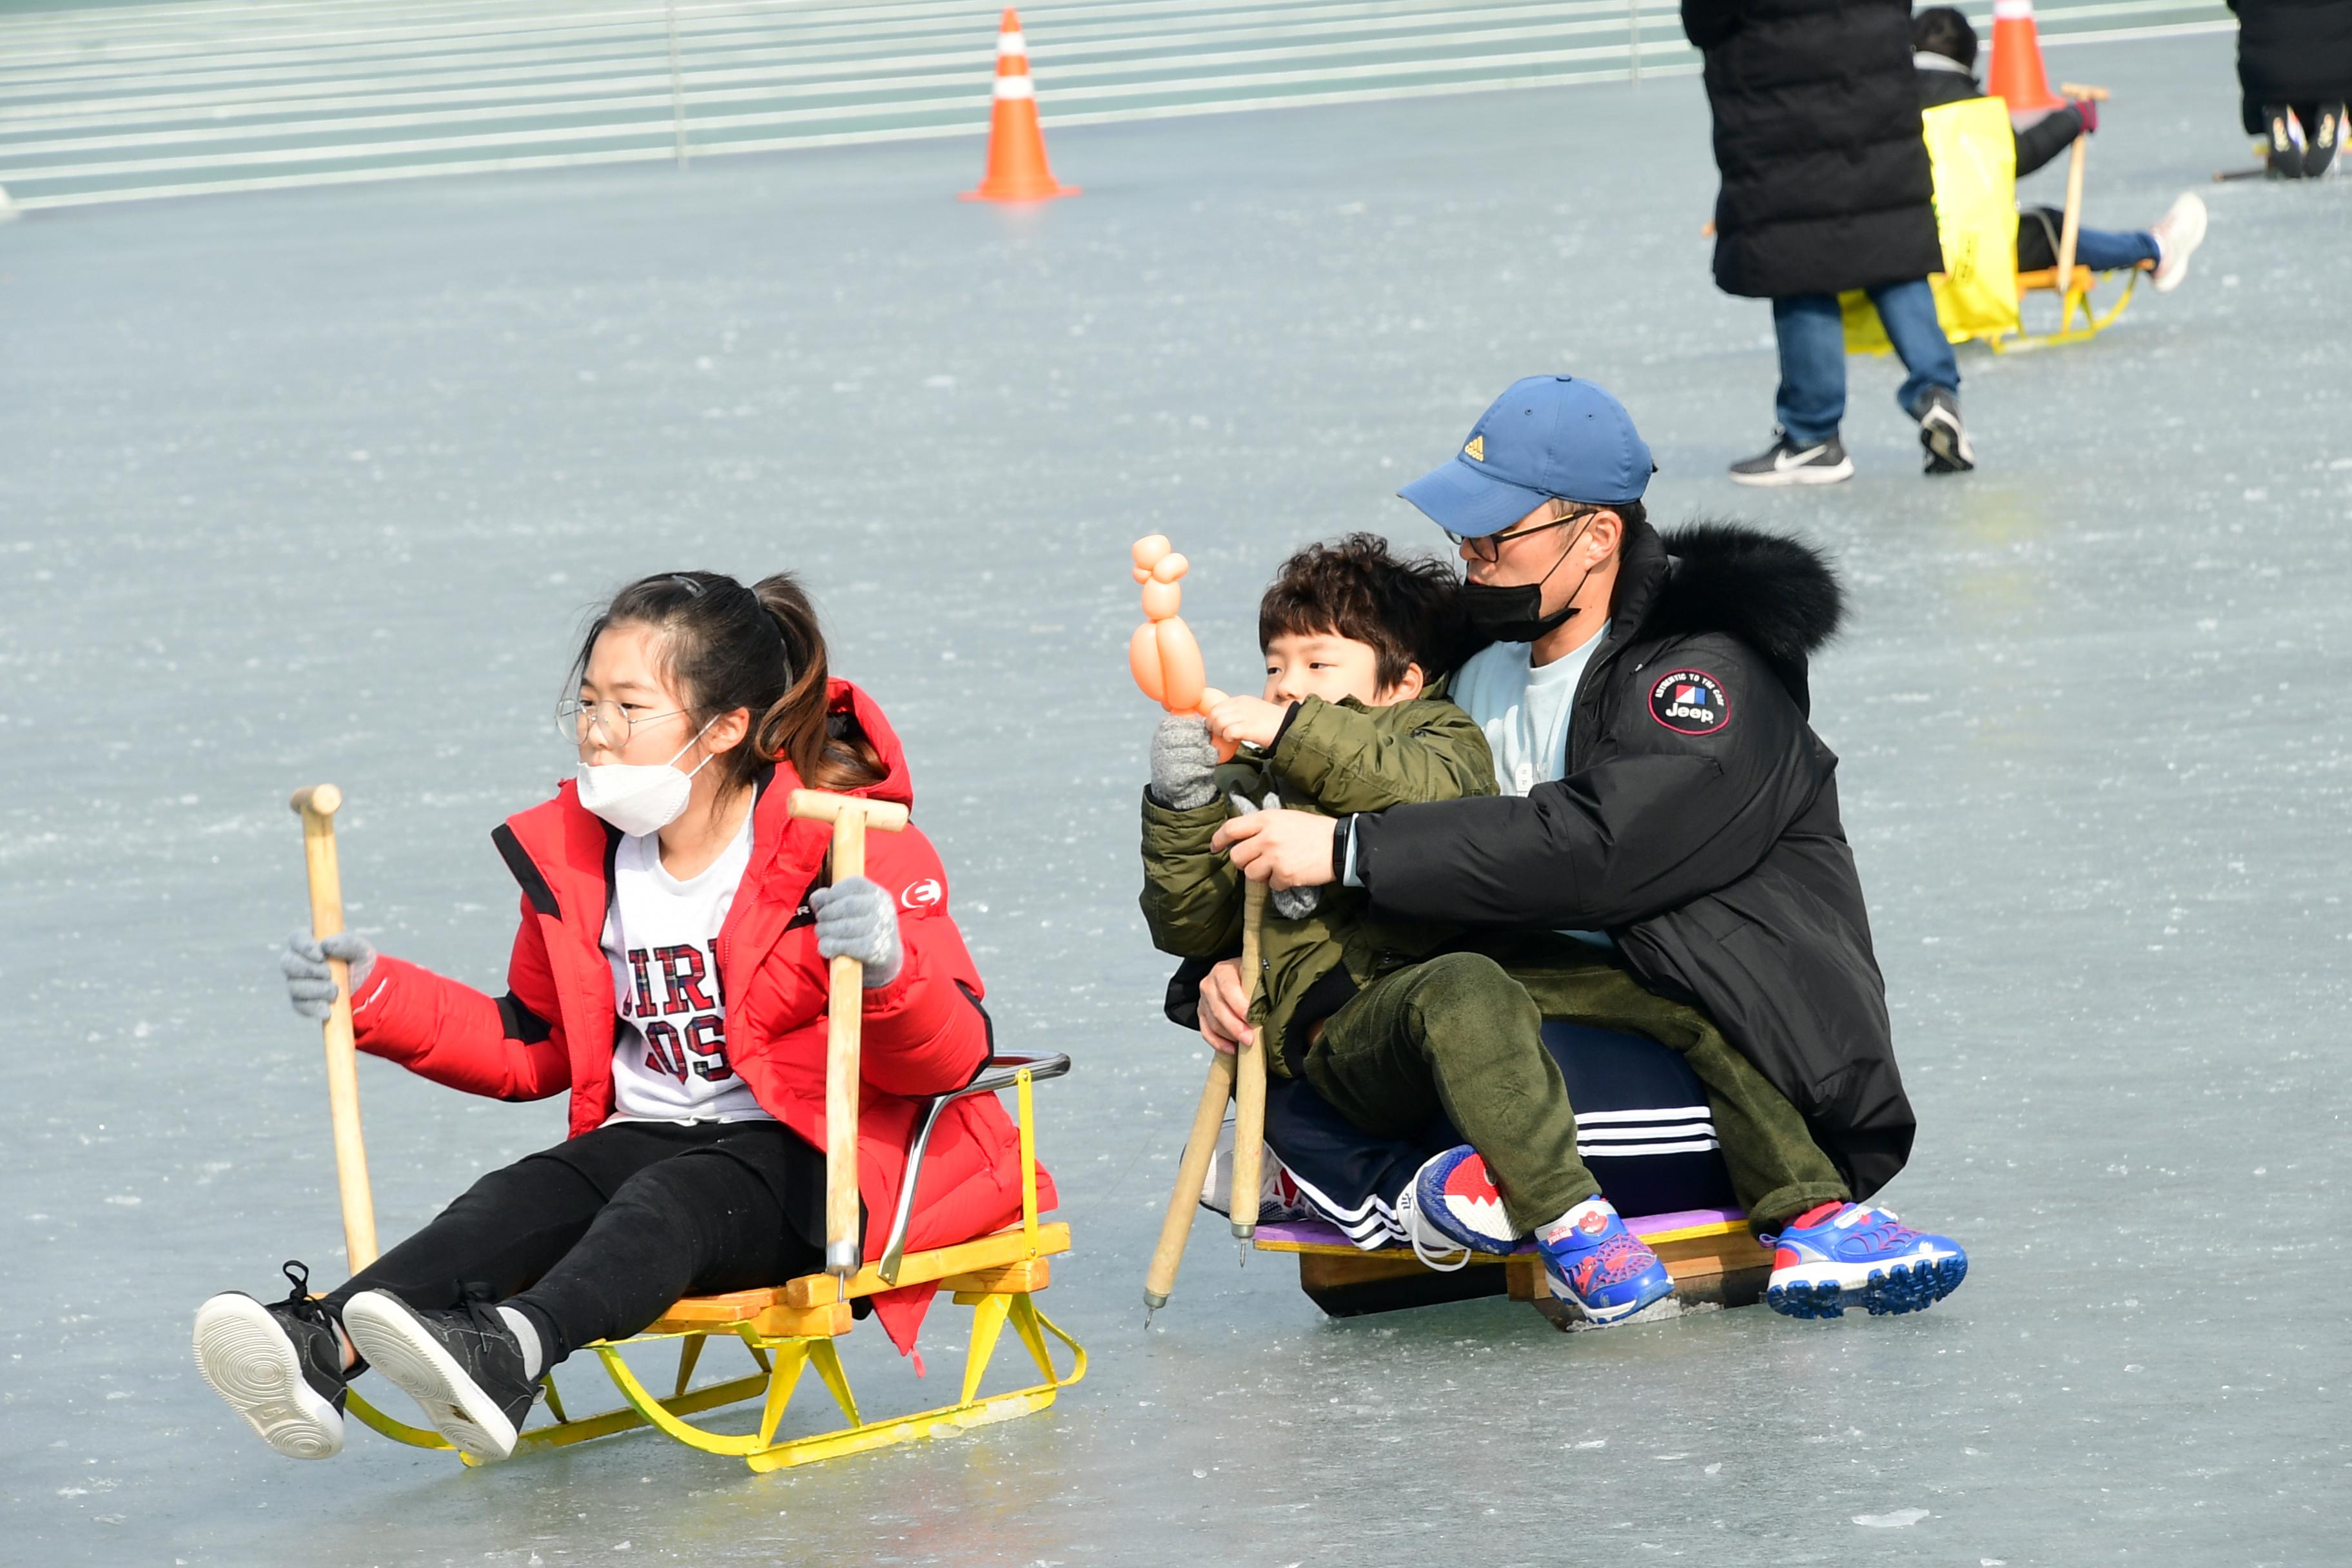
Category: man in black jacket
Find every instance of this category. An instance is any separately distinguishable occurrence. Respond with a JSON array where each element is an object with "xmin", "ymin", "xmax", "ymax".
[
  {"xmin": 1681, "ymin": 0, "xmax": 1971, "ymax": 483},
  {"xmin": 1211, "ymin": 377, "xmax": 1968, "ymax": 1321}
]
